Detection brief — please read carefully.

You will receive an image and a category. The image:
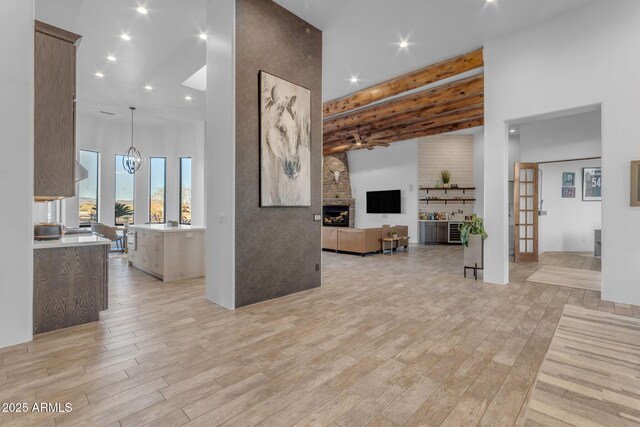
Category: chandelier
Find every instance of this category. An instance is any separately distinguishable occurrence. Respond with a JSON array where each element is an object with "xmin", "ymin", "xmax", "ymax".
[{"xmin": 122, "ymin": 106, "xmax": 142, "ymax": 174}]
